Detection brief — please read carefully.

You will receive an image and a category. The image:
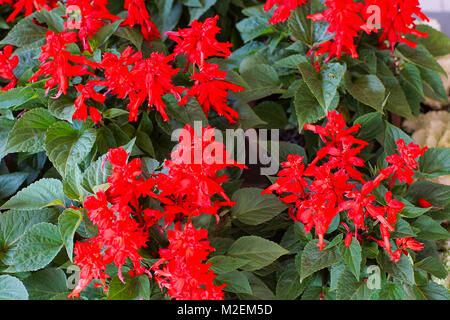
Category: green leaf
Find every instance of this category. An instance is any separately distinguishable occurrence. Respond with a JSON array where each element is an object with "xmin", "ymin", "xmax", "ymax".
[
  {"xmin": 354, "ymin": 112, "xmax": 384, "ymax": 142},
  {"xmin": 0, "ymin": 275, "xmax": 28, "ymax": 300},
  {"xmin": 0, "ymin": 172, "xmax": 28, "ymax": 198},
  {"xmin": 396, "ymin": 43, "xmax": 446, "ymax": 75},
  {"xmin": 237, "ymin": 272, "xmax": 276, "ymax": 300},
  {"xmin": 343, "ymin": 73, "xmax": 385, "ymax": 113},
  {"xmin": 253, "ymin": 101, "xmax": 288, "ymax": 129},
  {"xmin": 208, "ymin": 255, "xmax": 250, "ymax": 274},
  {"xmin": 276, "ymin": 262, "xmax": 303, "ymax": 300},
  {"xmin": 377, "ymin": 59, "xmax": 413, "ymax": 119},
  {"xmin": 377, "ymin": 252, "xmax": 414, "ymax": 285},
  {"xmin": 188, "ymin": 0, "xmax": 217, "ymax": 20},
  {"xmin": 418, "ymin": 148, "xmax": 450, "ymax": 179},
  {"xmin": 11, "ymin": 222, "xmax": 63, "ymax": 272},
  {"xmin": 58, "ymin": 209, "xmax": 83, "ymax": 261},
  {"xmin": 215, "ymin": 271, "xmax": 252, "ymax": 294},
  {"xmin": 414, "ymin": 256, "xmax": 448, "ymax": 279},
  {"xmin": 384, "ymin": 122, "xmax": 413, "ymax": 156},
  {"xmin": 1, "ymin": 178, "xmax": 65, "ymax": 211},
  {"xmin": 5, "ymin": 108, "xmax": 56, "ymax": 153},
  {"xmin": 45, "ymin": 121, "xmax": 97, "ymax": 177},
  {"xmin": 63, "ymin": 165, "xmax": 84, "ymax": 201},
  {"xmin": 48, "ymin": 96, "xmax": 75, "ymax": 122},
  {"xmin": 411, "ymin": 215, "xmax": 450, "ymax": 240},
  {"xmin": 288, "ymin": 0, "xmax": 329, "ymax": 46},
  {"xmin": 416, "ymin": 25, "xmax": 450, "ymax": 57},
  {"xmin": 416, "ymin": 282, "xmax": 449, "ymax": 300},
  {"xmin": 336, "ymin": 268, "xmax": 375, "ymax": 300},
  {"xmin": 231, "ymin": 188, "xmax": 288, "ymax": 225},
  {"xmin": 22, "ymin": 269, "xmax": 68, "ymax": 300},
  {"xmin": 294, "ymin": 80, "xmax": 328, "ymax": 130},
  {"xmin": 420, "ymin": 67, "xmax": 448, "ymax": 102},
  {"xmin": 91, "ymin": 19, "xmax": 122, "ymax": 49},
  {"xmin": 106, "ymin": 274, "xmax": 150, "ymax": 300},
  {"xmin": 227, "ymin": 236, "xmax": 289, "ymax": 271},
  {"xmin": 391, "ymin": 219, "xmax": 416, "ymax": 238},
  {"xmin": 340, "ymin": 240, "xmax": 362, "ymax": 280},
  {"xmin": 0, "ymin": 7, "xmax": 63, "ymax": 47},
  {"xmin": 297, "ymin": 59, "xmax": 346, "ymax": 112},
  {"xmin": 300, "ymin": 239, "xmax": 342, "ymax": 281},
  {"xmin": 0, "ymin": 87, "xmax": 39, "ymax": 110},
  {"xmin": 377, "ymin": 281, "xmax": 405, "ymax": 300},
  {"xmin": 237, "ymin": 16, "xmax": 273, "ymax": 43}
]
